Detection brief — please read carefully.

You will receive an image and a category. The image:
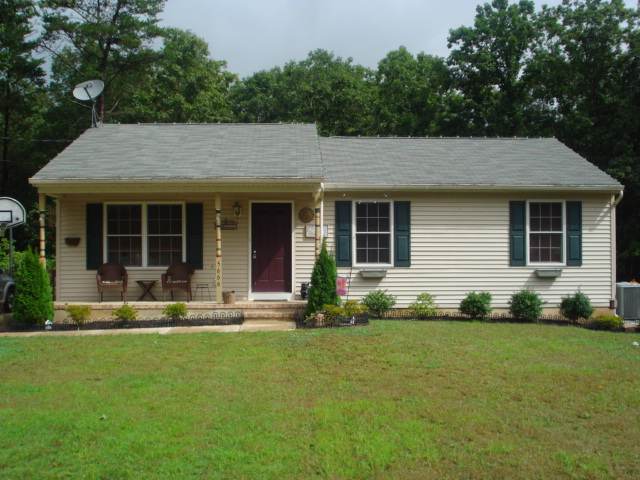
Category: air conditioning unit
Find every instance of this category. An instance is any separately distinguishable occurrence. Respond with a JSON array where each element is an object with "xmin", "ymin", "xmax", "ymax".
[{"xmin": 616, "ymin": 282, "xmax": 640, "ymax": 321}]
